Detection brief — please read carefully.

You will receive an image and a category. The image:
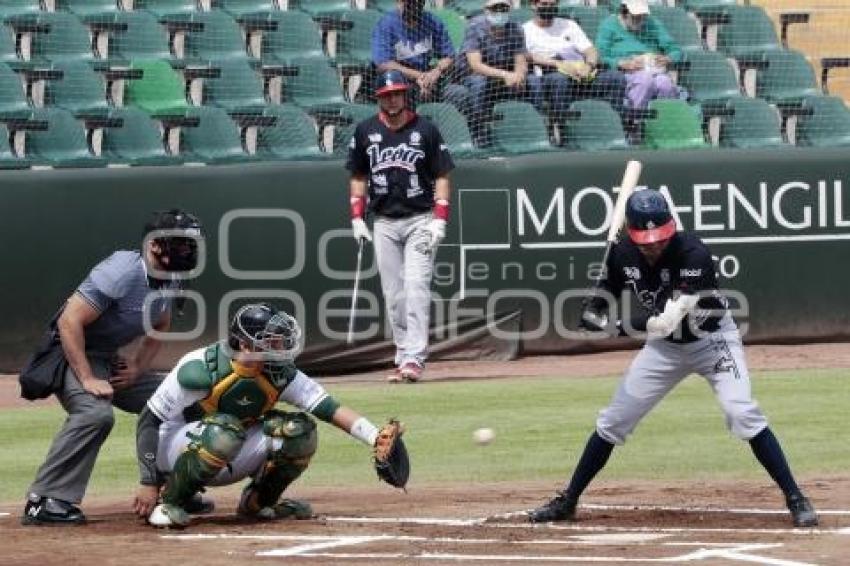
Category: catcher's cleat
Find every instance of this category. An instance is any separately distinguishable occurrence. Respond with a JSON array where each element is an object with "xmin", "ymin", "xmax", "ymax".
[
  {"xmin": 238, "ymin": 496, "xmax": 313, "ymax": 521},
  {"xmin": 386, "ymin": 367, "xmax": 402, "ymax": 384},
  {"xmin": 400, "ymin": 363, "xmax": 422, "ymax": 383},
  {"xmin": 786, "ymin": 493, "xmax": 818, "ymax": 527},
  {"xmin": 148, "ymin": 503, "xmax": 190, "ymax": 528},
  {"xmin": 21, "ymin": 494, "xmax": 86, "ymax": 526},
  {"xmin": 183, "ymin": 493, "xmax": 215, "ymax": 515},
  {"xmin": 528, "ymin": 491, "xmax": 577, "ymax": 523}
]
